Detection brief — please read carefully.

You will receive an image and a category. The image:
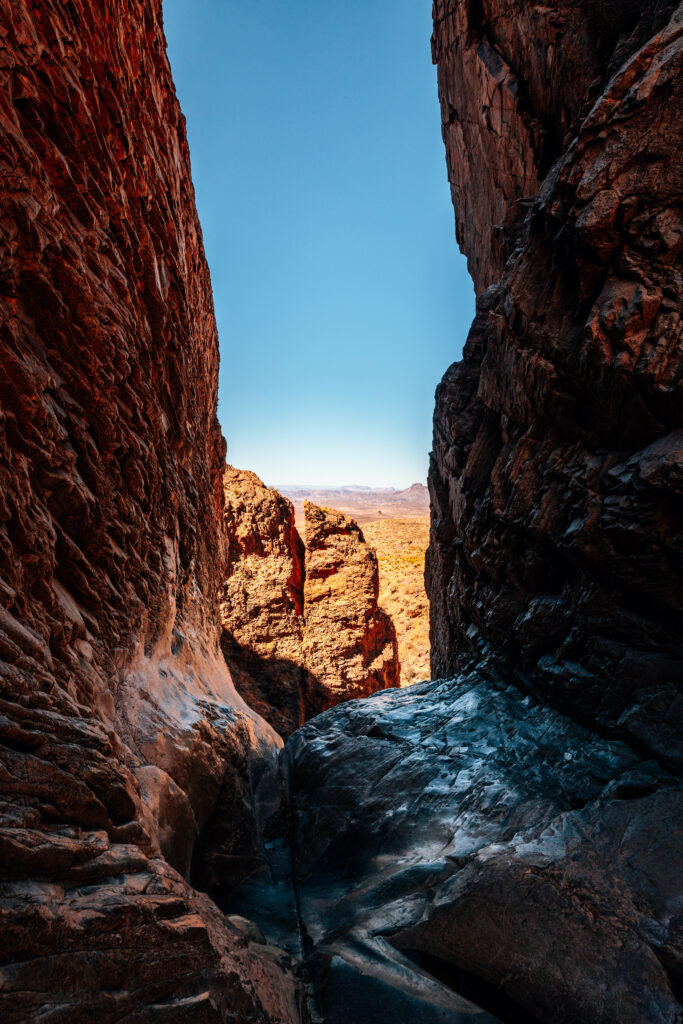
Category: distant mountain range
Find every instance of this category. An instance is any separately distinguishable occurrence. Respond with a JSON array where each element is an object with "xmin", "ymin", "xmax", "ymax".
[{"xmin": 278, "ymin": 483, "xmax": 430, "ymax": 525}]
